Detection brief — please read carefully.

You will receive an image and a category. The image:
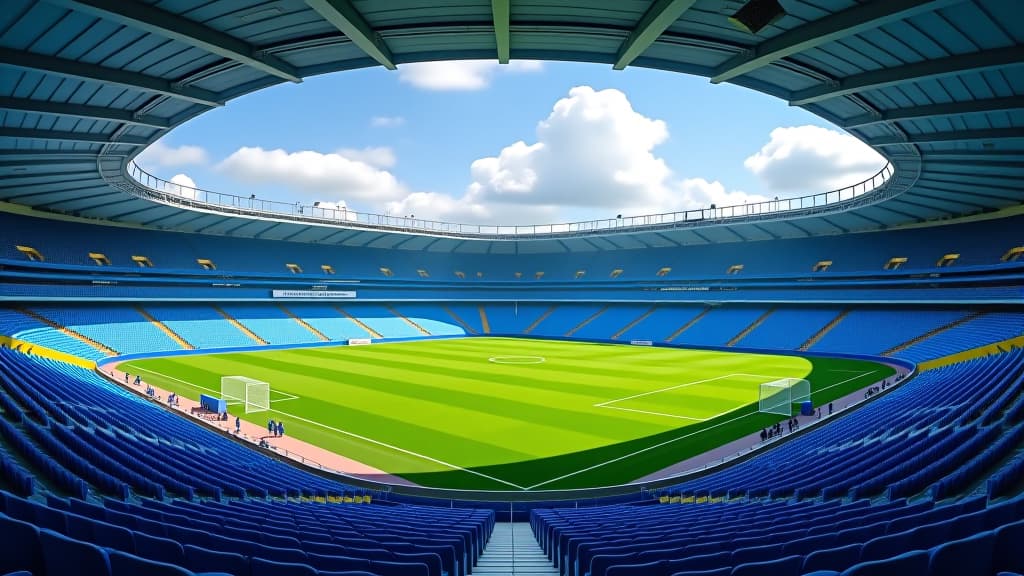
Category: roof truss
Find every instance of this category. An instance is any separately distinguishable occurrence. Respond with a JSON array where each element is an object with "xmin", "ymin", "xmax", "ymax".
[
  {"xmin": 712, "ymin": 0, "xmax": 955, "ymax": 84},
  {"xmin": 45, "ymin": 0, "xmax": 301, "ymax": 83},
  {"xmin": 614, "ymin": 0, "xmax": 698, "ymax": 70},
  {"xmin": 0, "ymin": 96, "xmax": 170, "ymax": 128},
  {"xmin": 305, "ymin": 0, "xmax": 396, "ymax": 70},
  {"xmin": 0, "ymin": 48, "xmax": 223, "ymax": 107},
  {"xmin": 789, "ymin": 46, "xmax": 1024, "ymax": 106}
]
